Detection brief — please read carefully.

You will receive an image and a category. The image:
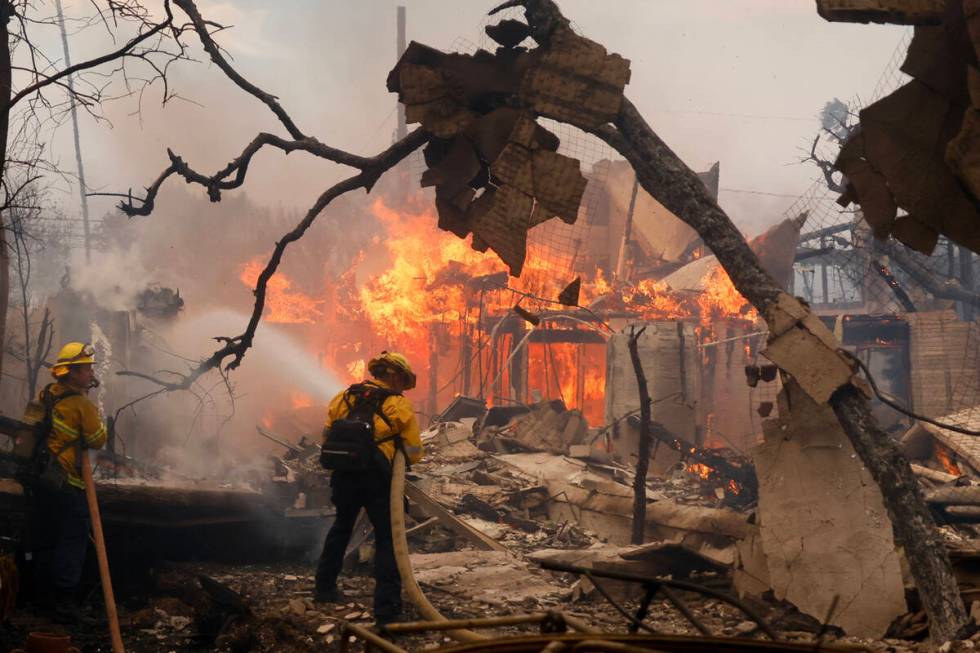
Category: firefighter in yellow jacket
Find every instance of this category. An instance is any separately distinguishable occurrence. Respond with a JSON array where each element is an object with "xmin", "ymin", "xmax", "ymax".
[
  {"xmin": 33, "ymin": 342, "xmax": 107, "ymax": 624},
  {"xmin": 314, "ymin": 351, "xmax": 422, "ymax": 626}
]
